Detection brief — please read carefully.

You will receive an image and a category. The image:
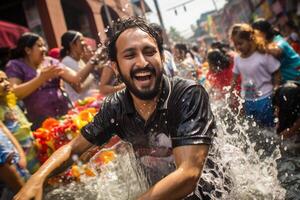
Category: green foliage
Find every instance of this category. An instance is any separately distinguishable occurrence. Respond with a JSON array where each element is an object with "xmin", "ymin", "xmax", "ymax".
[{"xmin": 168, "ymin": 26, "xmax": 185, "ymax": 43}]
